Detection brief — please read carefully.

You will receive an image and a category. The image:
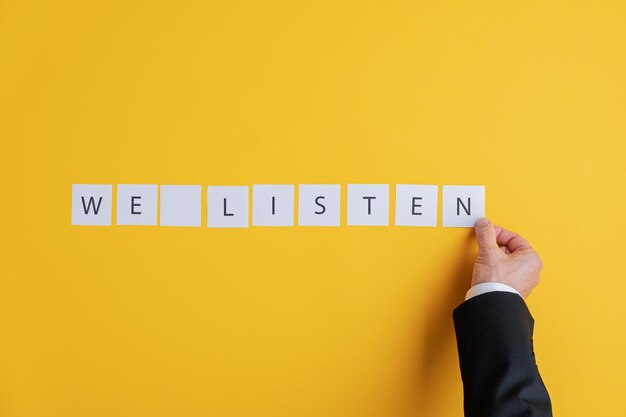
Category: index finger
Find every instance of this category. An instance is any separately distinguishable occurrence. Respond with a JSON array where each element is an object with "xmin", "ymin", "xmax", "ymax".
[{"xmin": 493, "ymin": 225, "xmax": 532, "ymax": 253}]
